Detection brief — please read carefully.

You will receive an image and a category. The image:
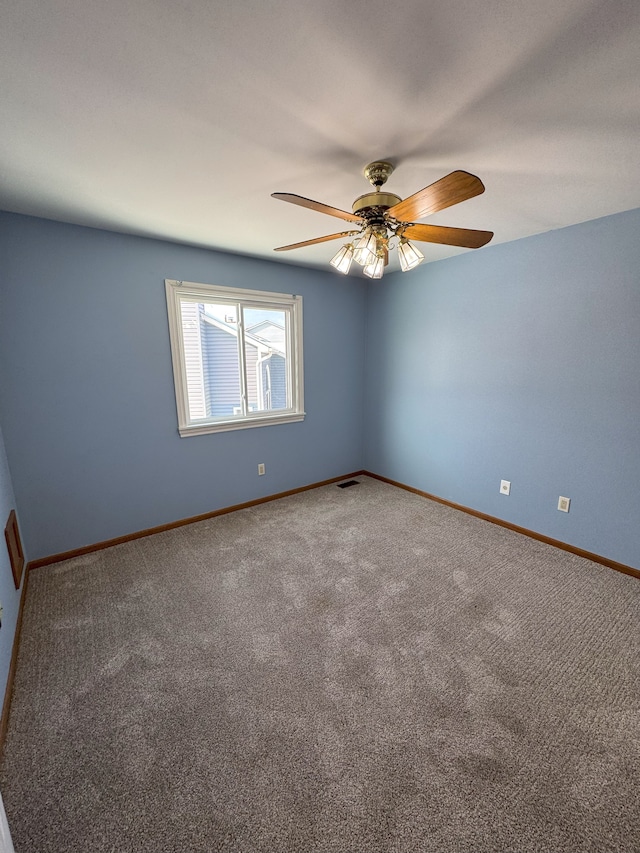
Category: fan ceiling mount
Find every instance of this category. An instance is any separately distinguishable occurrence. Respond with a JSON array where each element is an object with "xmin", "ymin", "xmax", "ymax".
[
  {"xmin": 272, "ymin": 160, "xmax": 493, "ymax": 278},
  {"xmin": 353, "ymin": 160, "xmax": 401, "ymax": 216}
]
